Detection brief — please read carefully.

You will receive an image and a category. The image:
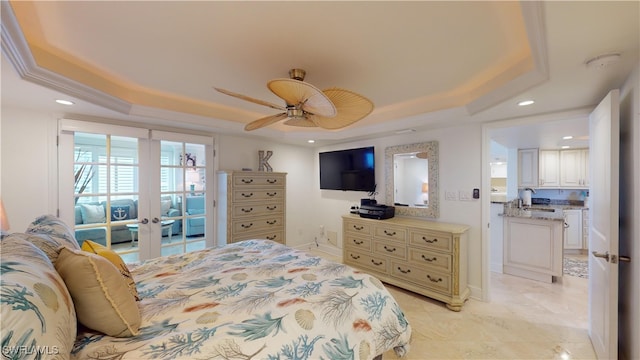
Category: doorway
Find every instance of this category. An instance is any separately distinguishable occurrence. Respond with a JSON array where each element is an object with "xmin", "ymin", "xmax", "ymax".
[{"xmin": 58, "ymin": 120, "xmax": 215, "ymax": 262}]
